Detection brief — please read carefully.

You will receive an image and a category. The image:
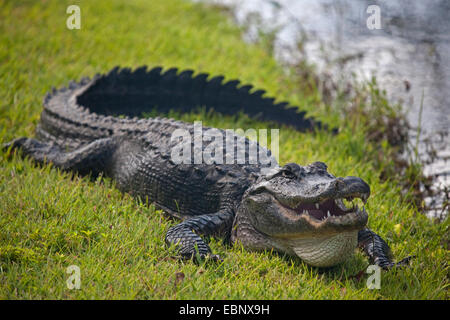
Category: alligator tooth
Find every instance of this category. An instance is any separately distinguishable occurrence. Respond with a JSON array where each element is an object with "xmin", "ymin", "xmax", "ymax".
[
  {"xmin": 335, "ymin": 198, "xmax": 348, "ymax": 211},
  {"xmin": 306, "ymin": 210, "xmax": 309, "ymax": 215},
  {"xmin": 303, "ymin": 210, "xmax": 307, "ymax": 215},
  {"xmin": 315, "ymin": 203, "xmax": 319, "ymax": 209},
  {"xmin": 327, "ymin": 210, "xmax": 331, "ymax": 217},
  {"xmin": 361, "ymin": 193, "xmax": 369, "ymax": 204}
]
